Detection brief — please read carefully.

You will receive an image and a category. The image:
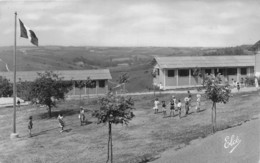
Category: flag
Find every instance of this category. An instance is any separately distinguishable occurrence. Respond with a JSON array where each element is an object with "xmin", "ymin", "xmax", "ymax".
[{"xmin": 19, "ymin": 19, "xmax": 38, "ymax": 46}]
